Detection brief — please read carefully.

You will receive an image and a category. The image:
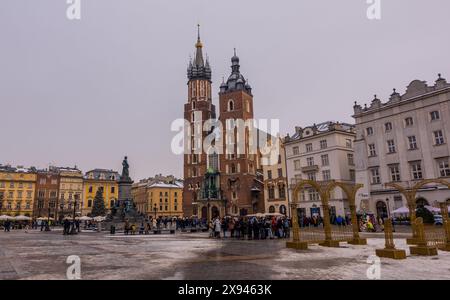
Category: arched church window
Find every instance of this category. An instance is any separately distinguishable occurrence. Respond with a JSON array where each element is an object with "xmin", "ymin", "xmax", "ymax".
[{"xmin": 228, "ymin": 99, "xmax": 234, "ymax": 111}]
